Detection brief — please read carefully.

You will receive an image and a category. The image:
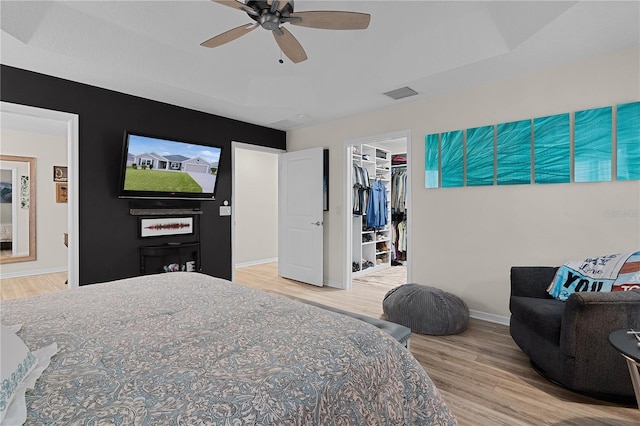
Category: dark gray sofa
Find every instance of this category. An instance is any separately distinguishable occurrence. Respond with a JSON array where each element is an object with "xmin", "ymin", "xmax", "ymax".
[{"xmin": 509, "ymin": 266, "xmax": 640, "ymax": 400}]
